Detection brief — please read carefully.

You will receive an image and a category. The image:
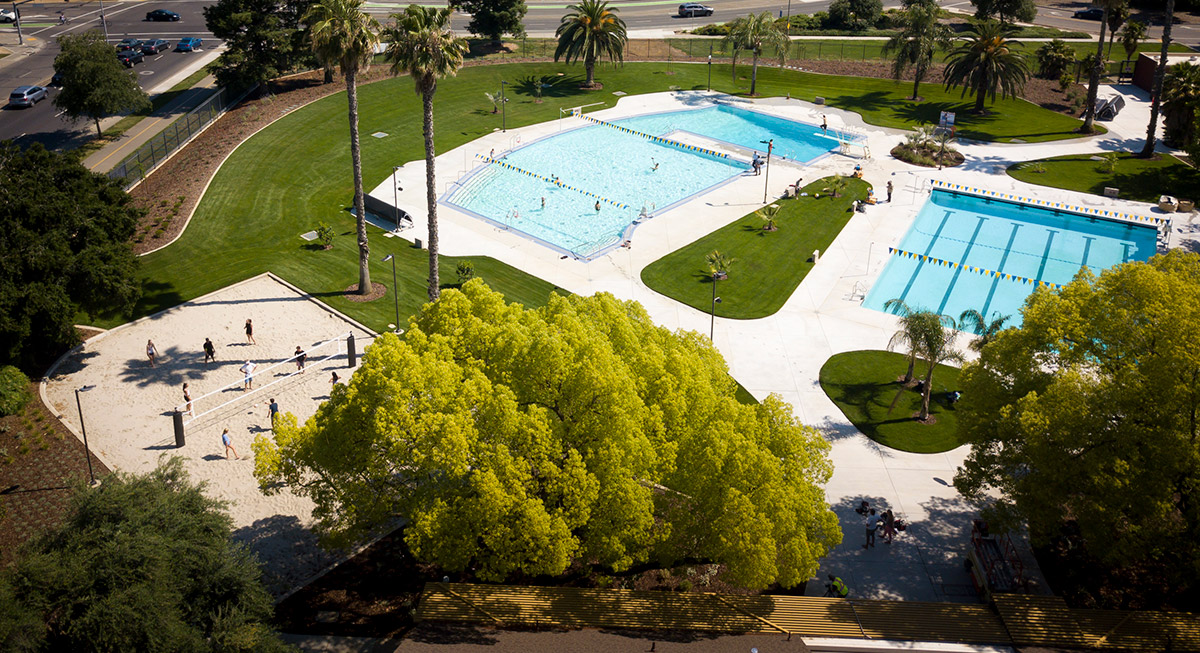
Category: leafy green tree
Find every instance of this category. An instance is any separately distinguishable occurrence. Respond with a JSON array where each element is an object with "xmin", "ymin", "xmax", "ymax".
[
  {"xmin": 383, "ymin": 5, "xmax": 469, "ymax": 303},
  {"xmin": 883, "ymin": 0, "xmax": 952, "ymax": 100},
  {"xmin": 0, "ymin": 458, "xmax": 289, "ymax": 652},
  {"xmin": 954, "ymin": 251, "xmax": 1200, "ymax": 596},
  {"xmin": 970, "ymin": 0, "xmax": 1036, "ymax": 23},
  {"xmin": 827, "ymin": 0, "xmax": 883, "ymax": 31},
  {"xmin": 253, "ymin": 281, "xmax": 842, "ymax": 588},
  {"xmin": 1081, "ymin": 0, "xmax": 1124, "ymax": 133},
  {"xmin": 52, "ymin": 31, "xmax": 151, "ymax": 137},
  {"xmin": 1035, "ymin": 39, "xmax": 1076, "ymax": 80},
  {"xmin": 0, "ymin": 143, "xmax": 141, "ymax": 372},
  {"xmin": 1161, "ymin": 61, "xmax": 1200, "ymax": 148},
  {"xmin": 942, "ymin": 20, "xmax": 1029, "ymax": 114},
  {"xmin": 1120, "ymin": 20, "xmax": 1146, "ymax": 62},
  {"xmin": 204, "ymin": 0, "xmax": 311, "ymax": 90},
  {"xmin": 450, "ymin": 0, "xmax": 527, "ymax": 43},
  {"xmin": 957, "ymin": 308, "xmax": 1009, "ymax": 352},
  {"xmin": 725, "ymin": 12, "xmax": 789, "ymax": 96},
  {"xmin": 1141, "ymin": 0, "xmax": 1174, "ymax": 157},
  {"xmin": 553, "ymin": 0, "xmax": 628, "ymax": 88},
  {"xmin": 304, "ymin": 0, "xmax": 379, "ymax": 296}
]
